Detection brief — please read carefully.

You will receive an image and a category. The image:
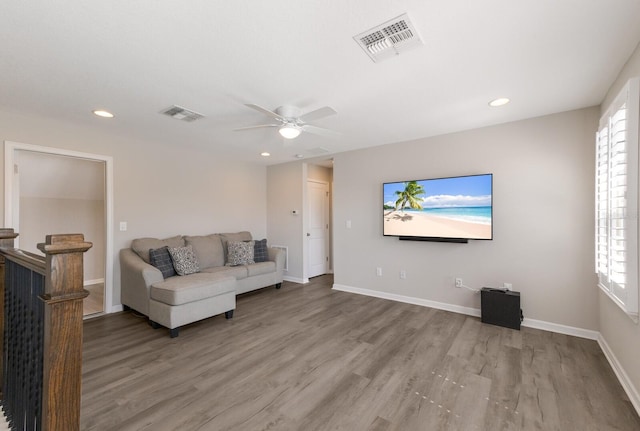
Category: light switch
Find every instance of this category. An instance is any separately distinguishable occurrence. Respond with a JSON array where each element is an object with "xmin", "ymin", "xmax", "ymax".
[
  {"xmin": 119, "ymin": 221, "xmax": 127, "ymax": 231},
  {"xmin": 346, "ymin": 220, "xmax": 352, "ymax": 229}
]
